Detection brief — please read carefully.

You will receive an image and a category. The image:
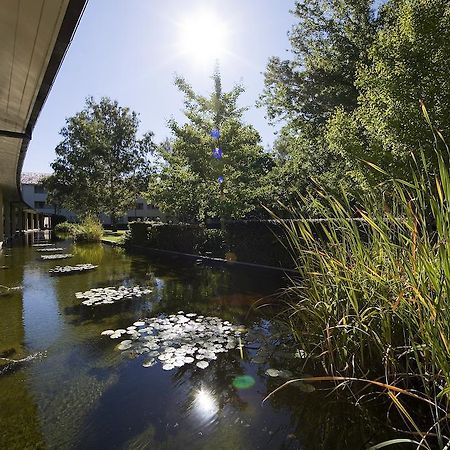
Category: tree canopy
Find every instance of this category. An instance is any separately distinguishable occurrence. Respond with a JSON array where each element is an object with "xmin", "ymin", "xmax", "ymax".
[
  {"xmin": 147, "ymin": 70, "xmax": 273, "ymax": 222},
  {"xmin": 45, "ymin": 97, "xmax": 155, "ymax": 224},
  {"xmin": 328, "ymin": 0, "xmax": 450, "ymax": 179},
  {"xmin": 259, "ymin": 0, "xmax": 378, "ymax": 212}
]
